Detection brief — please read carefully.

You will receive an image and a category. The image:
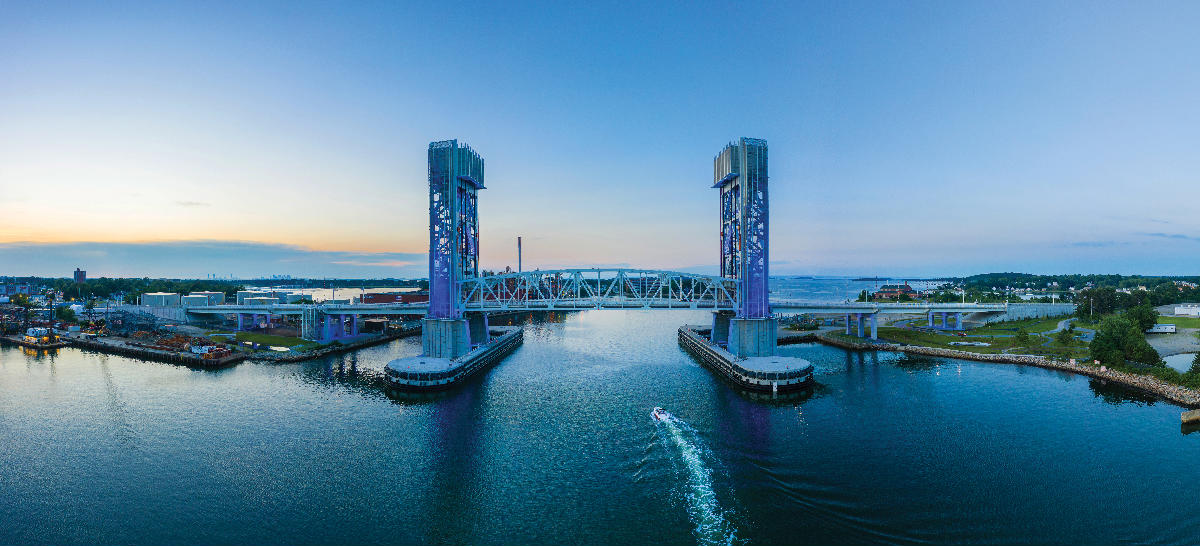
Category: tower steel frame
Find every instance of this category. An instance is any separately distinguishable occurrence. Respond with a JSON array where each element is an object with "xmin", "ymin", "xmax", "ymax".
[
  {"xmin": 428, "ymin": 140, "xmax": 485, "ymax": 319},
  {"xmin": 714, "ymin": 138, "xmax": 770, "ymax": 319}
]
